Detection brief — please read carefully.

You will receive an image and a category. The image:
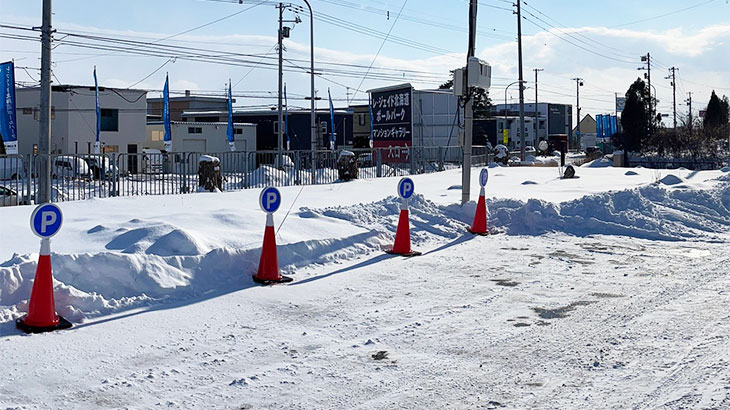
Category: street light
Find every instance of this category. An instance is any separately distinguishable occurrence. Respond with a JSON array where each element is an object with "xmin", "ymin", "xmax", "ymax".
[
  {"xmin": 299, "ymin": 0, "xmax": 316, "ymax": 183},
  {"xmin": 504, "ymin": 80, "xmax": 525, "ymax": 148}
]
